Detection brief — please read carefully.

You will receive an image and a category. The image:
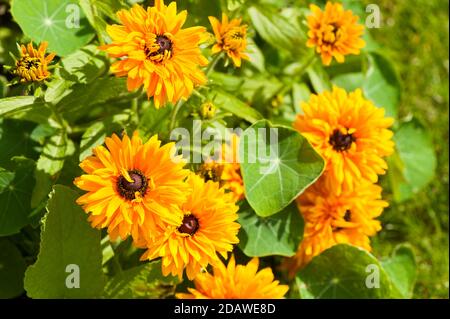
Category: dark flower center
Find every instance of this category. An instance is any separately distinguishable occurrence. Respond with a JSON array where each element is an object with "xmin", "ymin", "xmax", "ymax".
[
  {"xmin": 344, "ymin": 210, "xmax": 351, "ymax": 222},
  {"xmin": 329, "ymin": 129, "xmax": 356, "ymax": 152},
  {"xmin": 117, "ymin": 169, "xmax": 148, "ymax": 200},
  {"xmin": 197, "ymin": 163, "xmax": 224, "ymax": 184},
  {"xmin": 18, "ymin": 57, "xmax": 41, "ymax": 70},
  {"xmin": 145, "ymin": 35, "xmax": 173, "ymax": 60},
  {"xmin": 178, "ymin": 215, "xmax": 199, "ymax": 236}
]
